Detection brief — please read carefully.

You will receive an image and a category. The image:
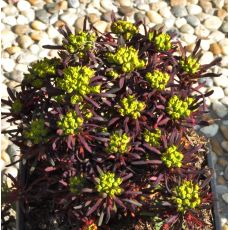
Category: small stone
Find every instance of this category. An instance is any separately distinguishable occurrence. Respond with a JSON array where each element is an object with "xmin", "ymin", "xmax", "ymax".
[
  {"xmin": 194, "ymin": 24, "xmax": 210, "ymax": 37},
  {"xmin": 222, "ymin": 223, "xmax": 228, "ymax": 230},
  {"xmin": 217, "ymin": 9, "xmax": 227, "ymax": 20},
  {"xmin": 222, "ymin": 193, "xmax": 228, "ymax": 204},
  {"xmin": 30, "ymin": 31, "xmax": 47, "ymax": 41},
  {"xmin": 159, "ymin": 7, "xmax": 172, "ymax": 18},
  {"xmin": 75, "ymin": 16, "xmax": 86, "ymax": 32},
  {"xmin": 88, "ymin": 13, "xmax": 100, "ymax": 24},
  {"xmin": 200, "ymin": 40, "xmax": 210, "ymax": 51},
  {"xmin": 17, "ymin": 0, "xmax": 31, "ymax": 11},
  {"xmin": 217, "ymin": 175, "xmax": 226, "ymax": 185},
  {"xmin": 29, "ymin": 44, "xmax": 41, "ymax": 54},
  {"xmin": 1, "ymin": 135, "xmax": 9, "ymax": 151},
  {"xmin": 16, "ymin": 53, "xmax": 38, "ymax": 64},
  {"xmin": 21, "ymin": 9, "xmax": 35, "ymax": 21},
  {"xmin": 31, "ymin": 20, "xmax": 47, "ymax": 31},
  {"xmin": 181, "ymin": 33, "xmax": 197, "ymax": 44},
  {"xmin": 220, "ymin": 125, "xmax": 228, "ymax": 140},
  {"xmin": 209, "ymin": 87, "xmax": 225, "ymax": 101},
  {"xmin": 199, "ymin": 0, "xmax": 213, "ymax": 14},
  {"xmin": 170, "ymin": 0, "xmax": 187, "ymax": 6},
  {"xmin": 28, "ymin": 0, "xmax": 40, "ymax": 5},
  {"xmin": 224, "ymin": 167, "xmax": 228, "ymax": 180},
  {"xmin": 50, "ymin": 13, "xmax": 59, "ymax": 24},
  {"xmin": 93, "ymin": 21, "xmax": 108, "ymax": 33},
  {"xmin": 212, "ymin": 101, "xmax": 227, "ymax": 118},
  {"xmin": 15, "ymin": 64, "xmax": 28, "ymax": 73},
  {"xmin": 220, "ymin": 21, "xmax": 228, "ymax": 33},
  {"xmin": 146, "ymin": 11, "xmax": 163, "ymax": 24},
  {"xmin": 5, "ymin": 46, "xmax": 21, "ymax": 55},
  {"xmin": 209, "ymin": 31, "xmax": 225, "ymax": 43},
  {"xmin": 8, "ymin": 70, "xmax": 24, "ymax": 83},
  {"xmin": 175, "ymin": 18, "xmax": 187, "ymax": 28},
  {"xmin": 59, "ymin": 12, "xmax": 78, "ymax": 26},
  {"xmin": 216, "ymin": 185, "xmax": 228, "ymax": 195},
  {"xmin": 118, "ymin": 0, "xmax": 132, "ymax": 6},
  {"xmin": 180, "ymin": 24, "xmax": 194, "ymax": 34},
  {"xmin": 1, "ymin": 151, "xmax": 10, "ymax": 164},
  {"xmin": 200, "ymin": 124, "xmax": 219, "ymax": 137},
  {"xmin": 204, "ymin": 16, "xmax": 222, "ymax": 31},
  {"xmin": 171, "ymin": 6, "xmax": 188, "ymax": 17},
  {"xmin": 221, "ymin": 141, "xmax": 228, "ymax": 152},
  {"xmin": 224, "ymin": 87, "xmax": 228, "ymax": 96},
  {"xmin": 101, "ymin": 0, "xmax": 117, "ymax": 11},
  {"xmin": 186, "ymin": 4, "xmax": 202, "ymax": 15},
  {"xmin": 210, "ymin": 43, "xmax": 223, "ymax": 56},
  {"xmin": 137, "ymin": 3, "xmax": 150, "ymax": 11},
  {"xmin": 199, "ymin": 51, "xmax": 214, "ymax": 65},
  {"xmin": 186, "ymin": 15, "xmax": 200, "ymax": 27},
  {"xmin": 119, "ymin": 6, "xmax": 134, "ymax": 16},
  {"xmin": 35, "ymin": 9, "xmax": 50, "ymax": 24},
  {"xmin": 187, "ymin": 0, "xmax": 198, "ymax": 3},
  {"xmin": 47, "ymin": 26, "xmax": 60, "ymax": 39},
  {"xmin": 17, "ymin": 15, "xmax": 29, "ymax": 25},
  {"xmin": 3, "ymin": 5, "xmax": 18, "ymax": 16},
  {"xmin": 213, "ymin": 74, "xmax": 228, "ymax": 88},
  {"xmin": 3, "ymin": 16, "xmax": 17, "ymax": 26},
  {"xmin": 211, "ymin": 151, "xmax": 217, "ymax": 165},
  {"xmin": 68, "ymin": 0, "xmax": 79, "ymax": 8},
  {"xmin": 134, "ymin": 12, "xmax": 145, "ymax": 22},
  {"xmin": 2, "ymin": 58, "xmax": 15, "ymax": 72},
  {"xmin": 17, "ymin": 35, "xmax": 33, "ymax": 48},
  {"xmin": 217, "ymin": 158, "xmax": 228, "ymax": 168},
  {"xmin": 213, "ymin": 0, "xmax": 225, "ymax": 8},
  {"xmin": 219, "ymin": 38, "xmax": 228, "ymax": 55},
  {"xmin": 221, "ymin": 97, "xmax": 228, "ymax": 106},
  {"xmin": 164, "ymin": 18, "xmax": 175, "ymax": 29},
  {"xmin": 55, "ymin": 20, "xmax": 66, "ymax": 29},
  {"xmin": 13, "ymin": 24, "xmax": 30, "ymax": 35}
]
